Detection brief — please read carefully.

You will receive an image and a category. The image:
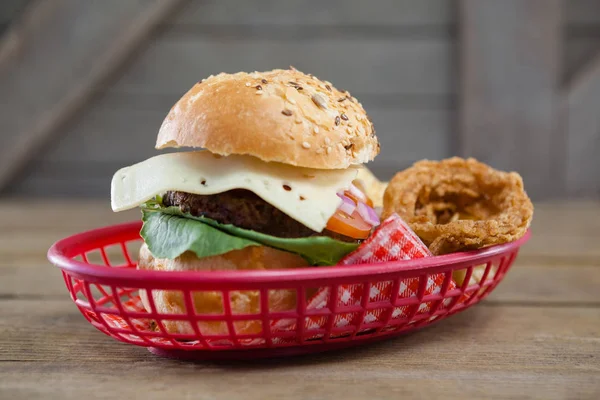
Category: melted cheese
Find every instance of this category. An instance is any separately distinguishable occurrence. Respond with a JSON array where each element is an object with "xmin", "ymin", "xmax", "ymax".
[{"xmin": 111, "ymin": 151, "xmax": 359, "ymax": 232}]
